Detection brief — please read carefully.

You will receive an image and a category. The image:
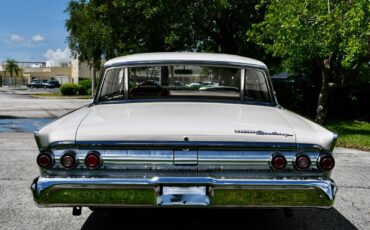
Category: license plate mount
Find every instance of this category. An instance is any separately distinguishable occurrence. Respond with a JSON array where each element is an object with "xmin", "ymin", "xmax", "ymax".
[{"xmin": 157, "ymin": 186, "xmax": 210, "ymax": 206}]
